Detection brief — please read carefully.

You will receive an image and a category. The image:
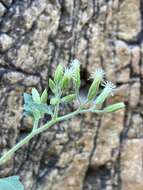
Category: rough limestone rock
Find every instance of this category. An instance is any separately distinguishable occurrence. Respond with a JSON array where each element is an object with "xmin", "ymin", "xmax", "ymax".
[{"xmin": 0, "ymin": 0, "xmax": 142, "ymax": 190}]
